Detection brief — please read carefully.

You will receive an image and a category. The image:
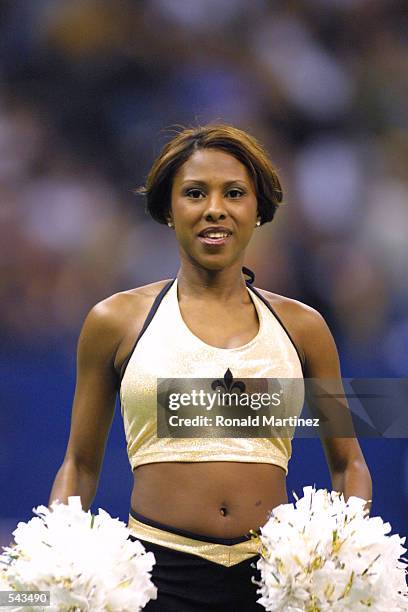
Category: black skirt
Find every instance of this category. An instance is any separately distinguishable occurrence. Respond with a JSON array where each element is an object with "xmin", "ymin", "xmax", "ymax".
[{"xmin": 129, "ymin": 511, "xmax": 264, "ymax": 612}]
